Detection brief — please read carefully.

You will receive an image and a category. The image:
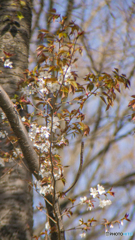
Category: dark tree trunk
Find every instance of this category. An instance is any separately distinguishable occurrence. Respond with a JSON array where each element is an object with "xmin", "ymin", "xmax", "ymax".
[{"xmin": 0, "ymin": 1, "xmax": 33, "ymax": 239}]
